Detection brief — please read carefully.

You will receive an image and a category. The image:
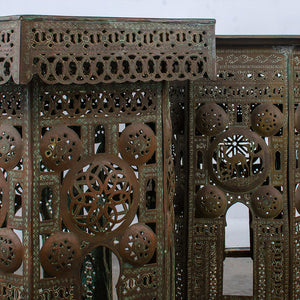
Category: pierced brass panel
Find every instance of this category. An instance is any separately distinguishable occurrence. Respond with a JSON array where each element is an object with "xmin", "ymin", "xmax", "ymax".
[
  {"xmin": 171, "ymin": 44, "xmax": 294, "ymax": 299},
  {"xmin": 0, "ymin": 16, "xmax": 216, "ymax": 300},
  {"xmin": 0, "ymin": 16, "xmax": 216, "ymax": 85}
]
